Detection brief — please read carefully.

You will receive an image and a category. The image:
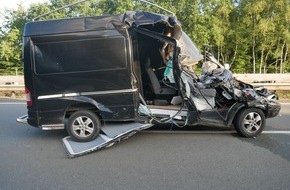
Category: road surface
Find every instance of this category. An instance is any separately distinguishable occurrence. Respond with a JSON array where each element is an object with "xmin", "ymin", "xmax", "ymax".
[{"xmin": 0, "ymin": 98, "xmax": 289, "ymax": 190}]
